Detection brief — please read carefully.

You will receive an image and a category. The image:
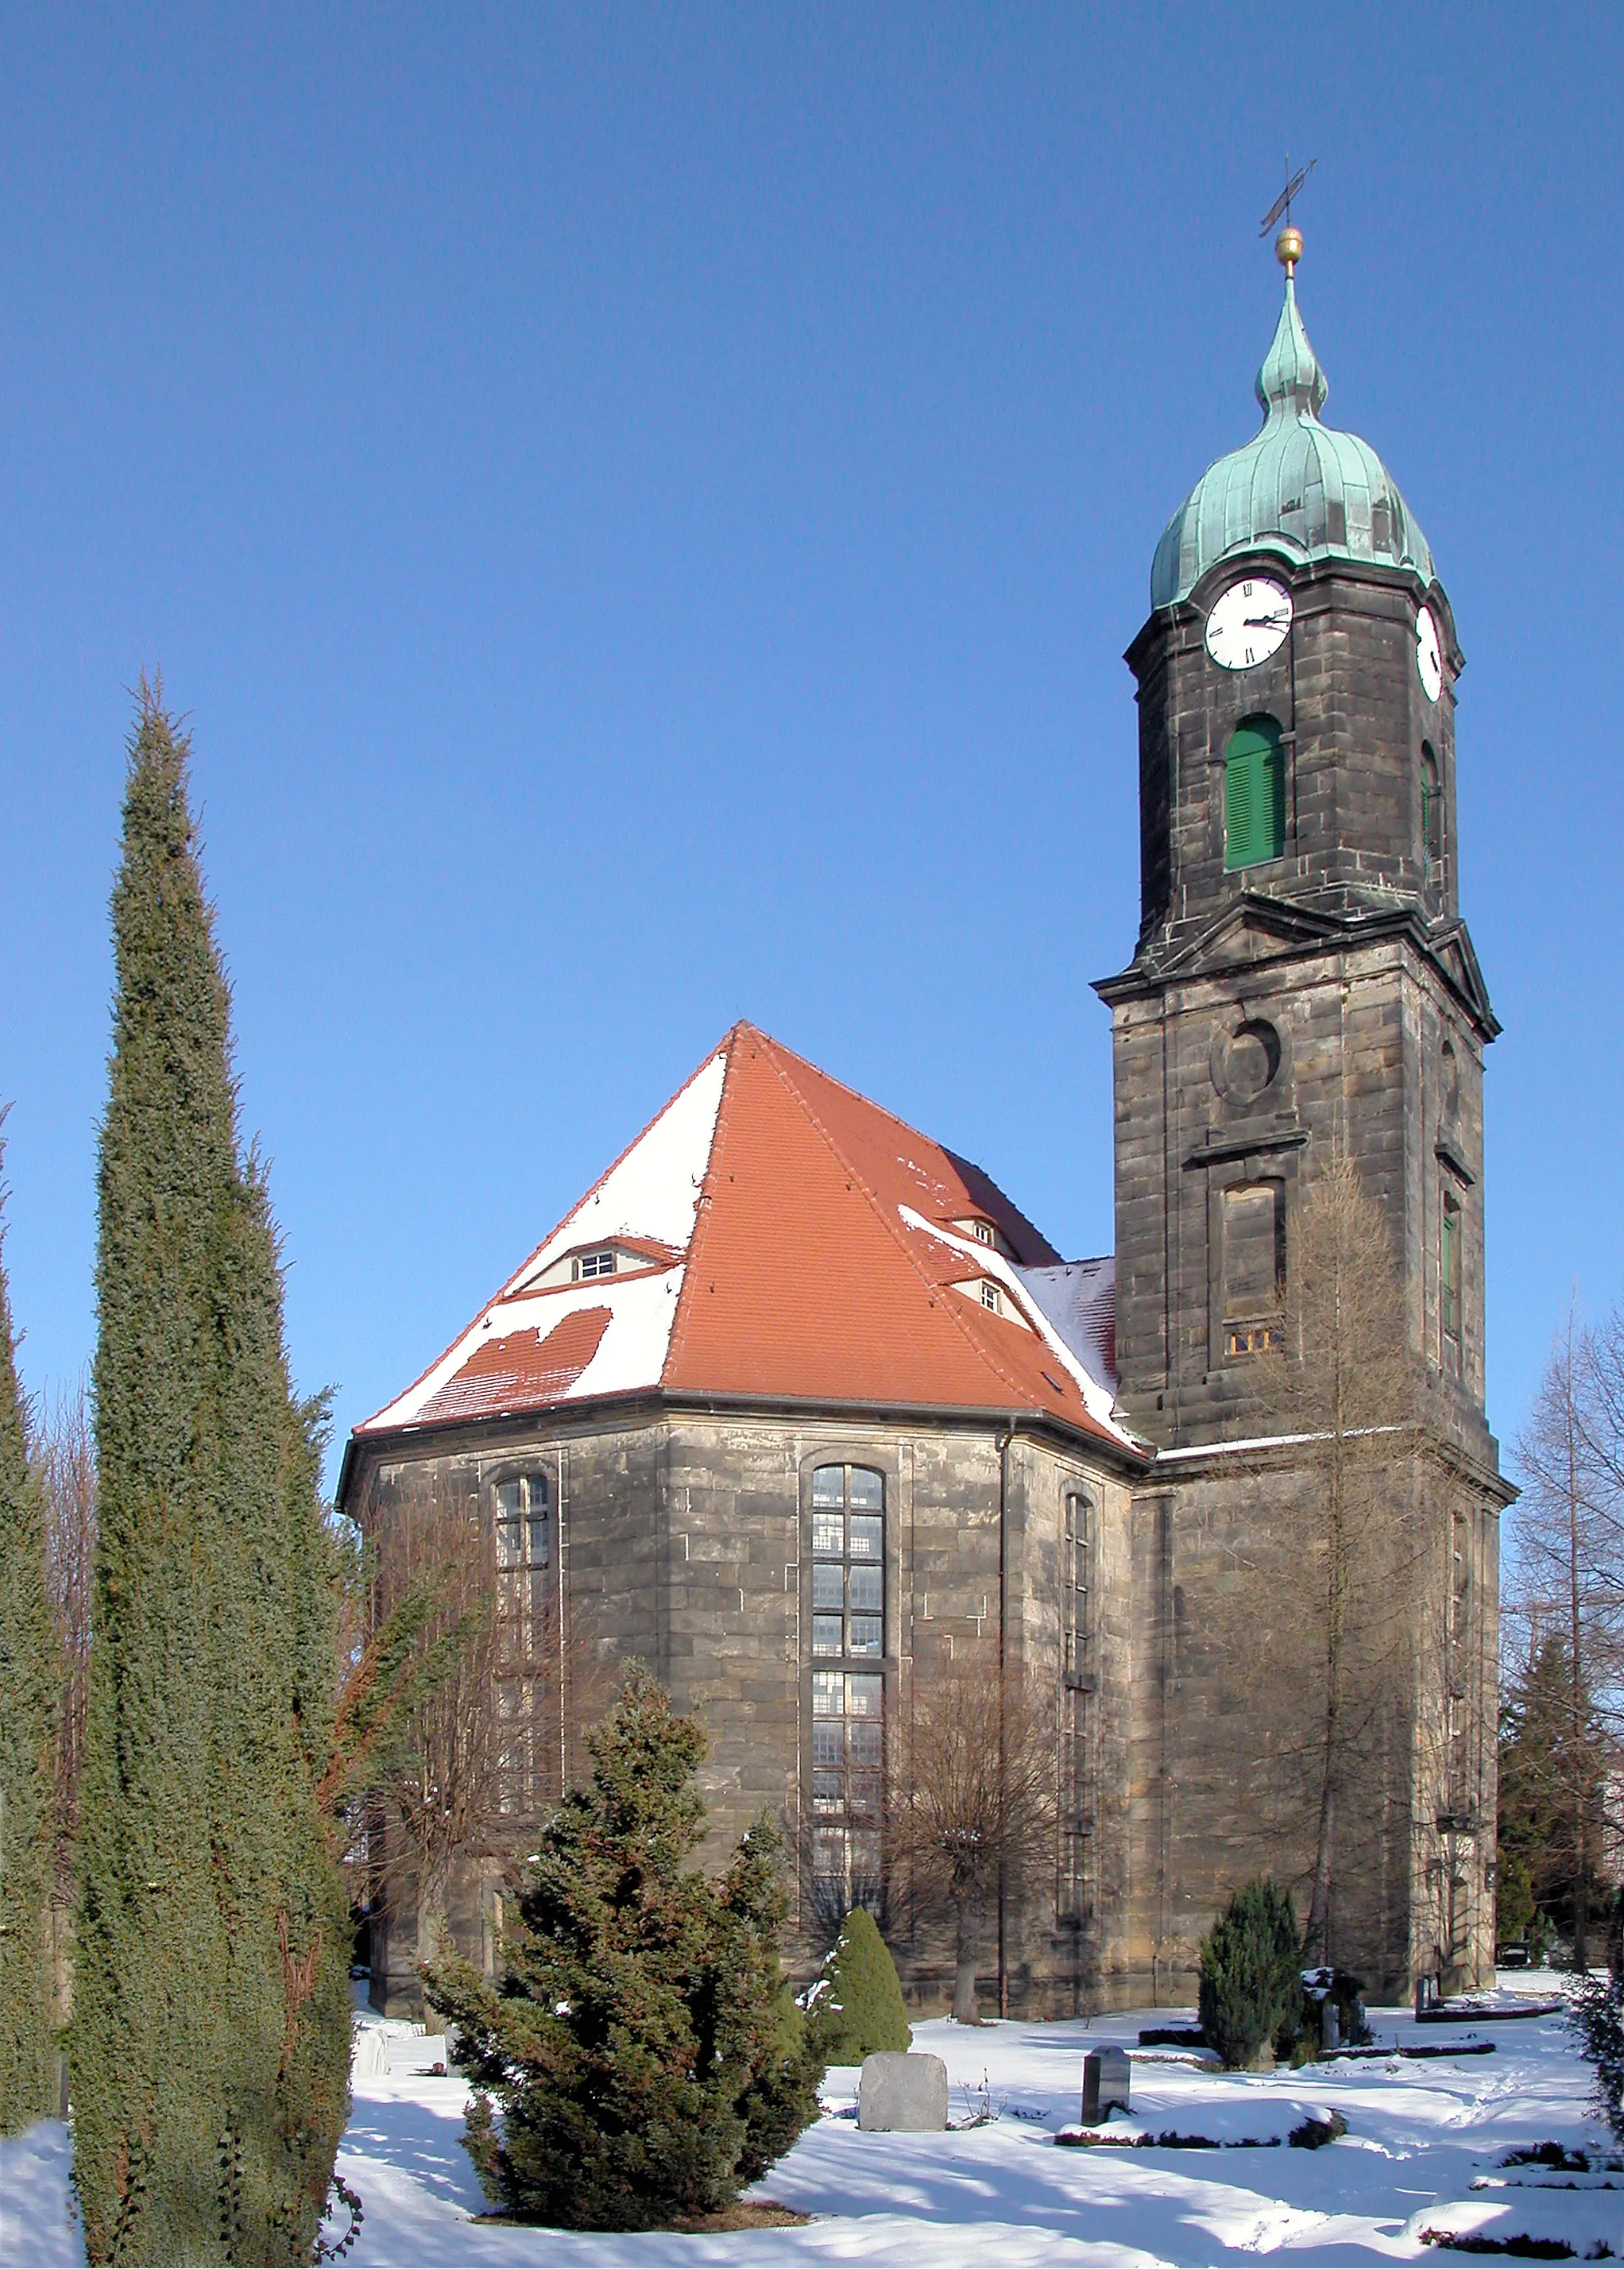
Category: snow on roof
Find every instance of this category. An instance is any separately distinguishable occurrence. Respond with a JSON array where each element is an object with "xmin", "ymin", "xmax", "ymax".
[
  {"xmin": 1019, "ymin": 1258, "xmax": 1118, "ymax": 1397},
  {"xmin": 358, "ymin": 1048, "xmax": 723, "ymax": 1435},
  {"xmin": 501, "ymin": 1046, "xmax": 727, "ymax": 1298},
  {"xmin": 355, "ymin": 1024, "xmax": 1136, "ymax": 1457}
]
